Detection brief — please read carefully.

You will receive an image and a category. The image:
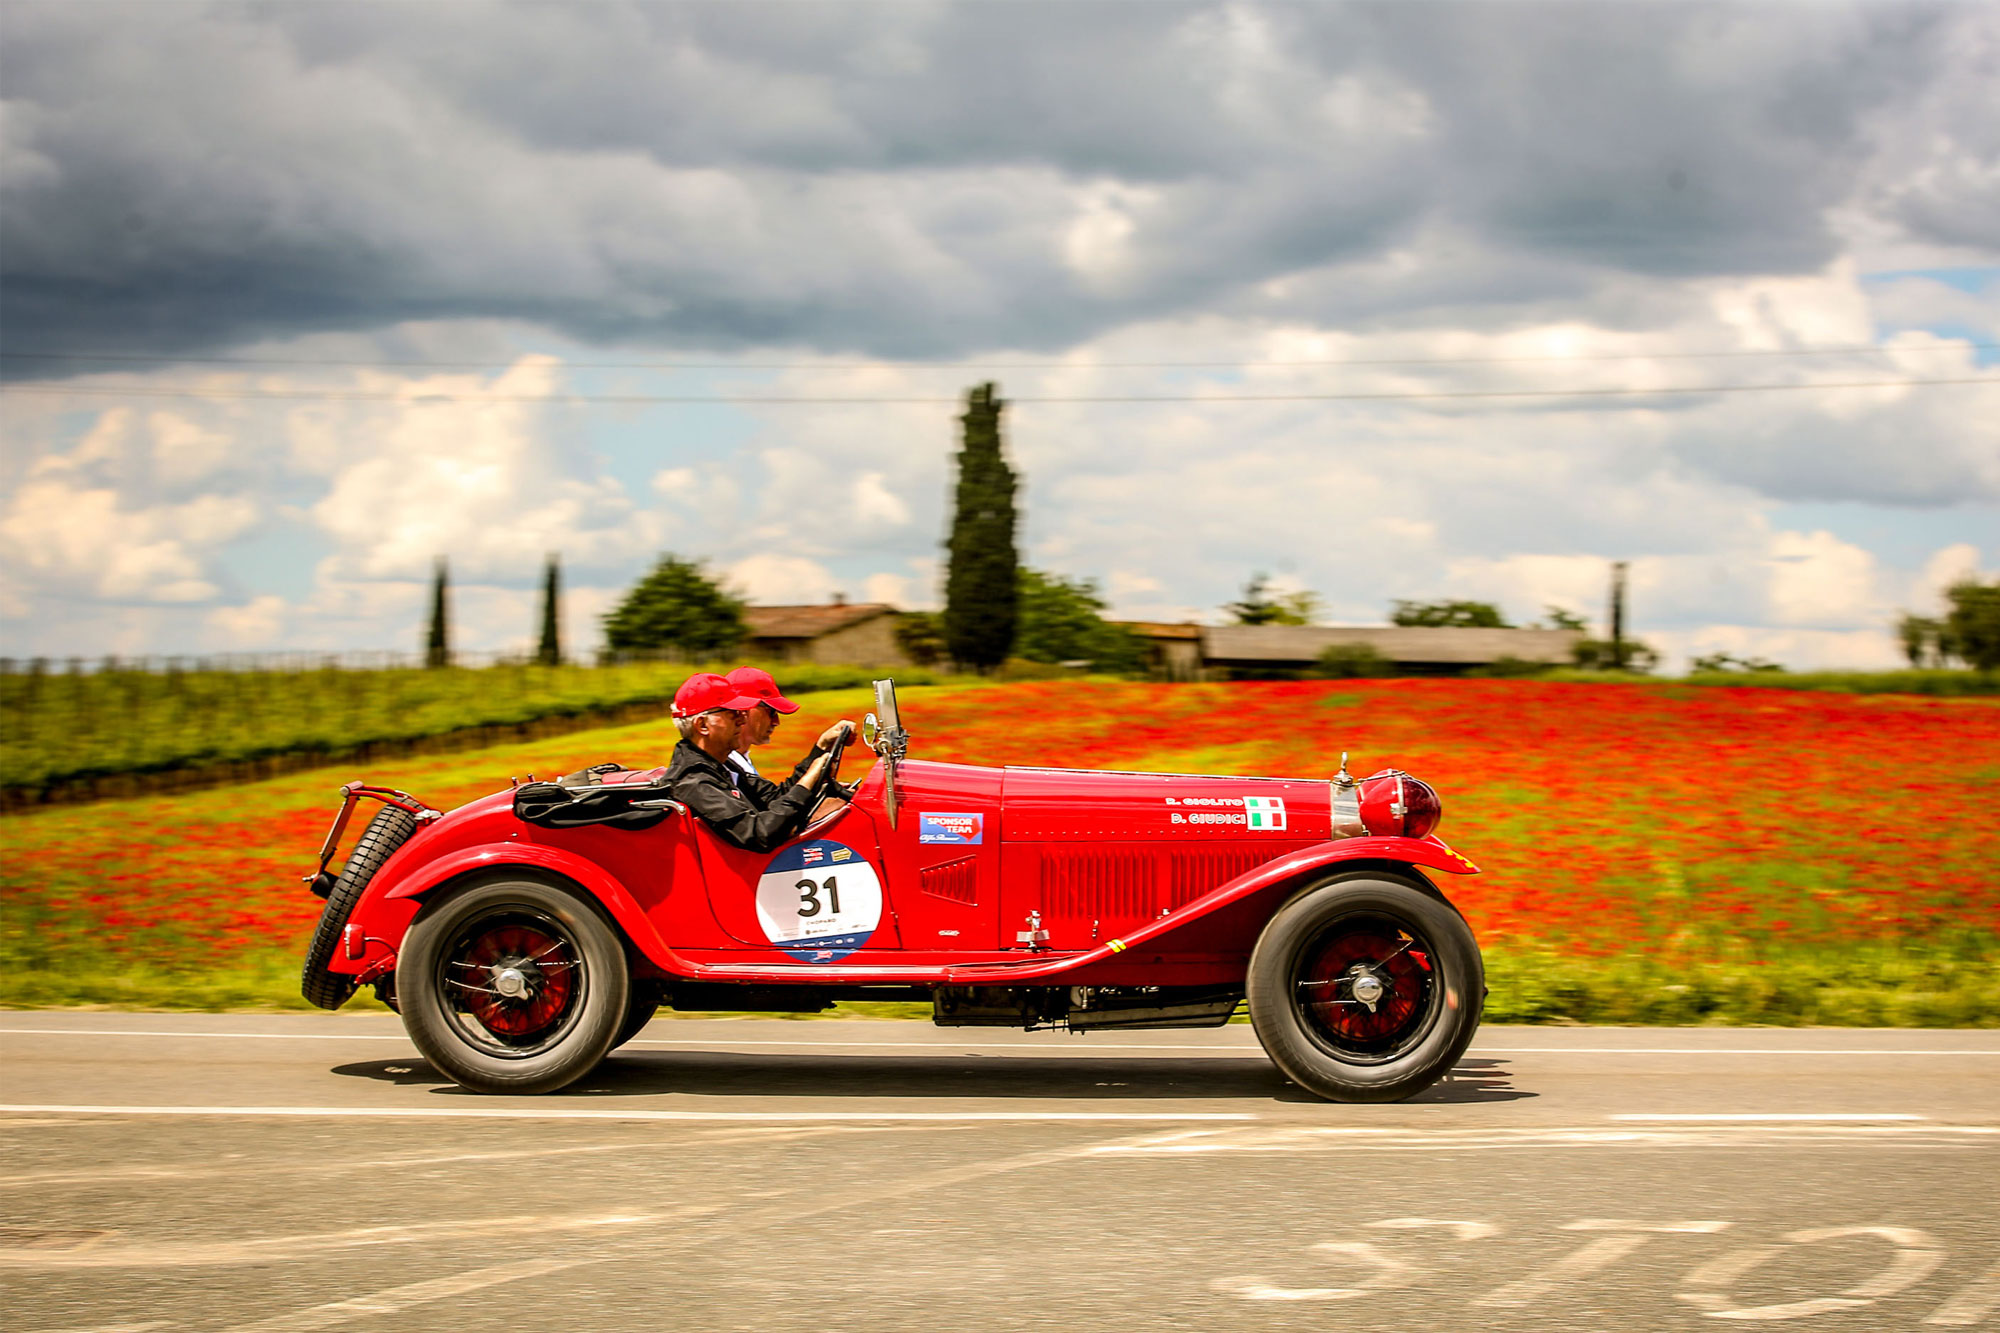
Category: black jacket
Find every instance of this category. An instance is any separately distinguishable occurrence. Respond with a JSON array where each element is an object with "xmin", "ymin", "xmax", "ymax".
[
  {"xmin": 666, "ymin": 739, "xmax": 822, "ymax": 854},
  {"xmin": 730, "ymin": 747, "xmax": 820, "ymax": 812}
]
